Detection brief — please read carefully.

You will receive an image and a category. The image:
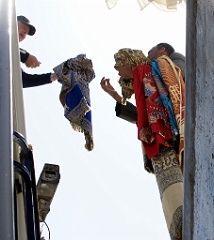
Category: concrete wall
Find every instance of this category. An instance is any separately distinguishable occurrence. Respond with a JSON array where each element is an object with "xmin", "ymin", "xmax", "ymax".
[{"xmin": 184, "ymin": 0, "xmax": 214, "ymax": 239}]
